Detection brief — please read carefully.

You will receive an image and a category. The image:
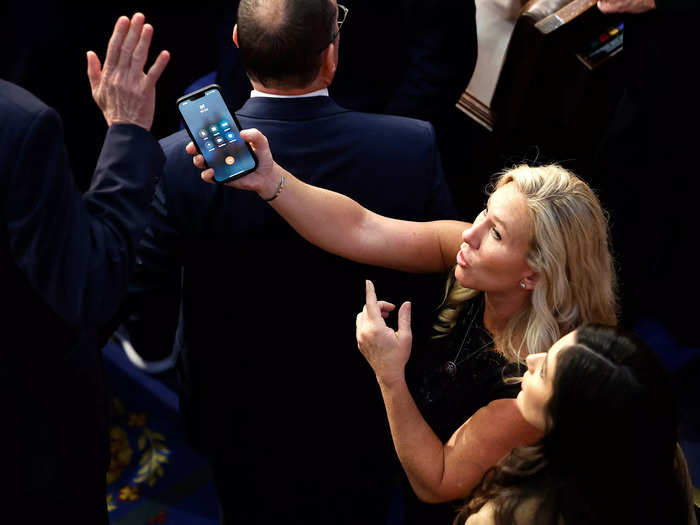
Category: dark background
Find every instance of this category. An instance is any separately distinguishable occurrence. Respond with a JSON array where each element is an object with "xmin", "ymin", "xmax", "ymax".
[
  {"xmin": 0, "ymin": 2, "xmax": 491, "ymax": 218},
  {"xmin": 1, "ymin": 3, "xmax": 237, "ymax": 190}
]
